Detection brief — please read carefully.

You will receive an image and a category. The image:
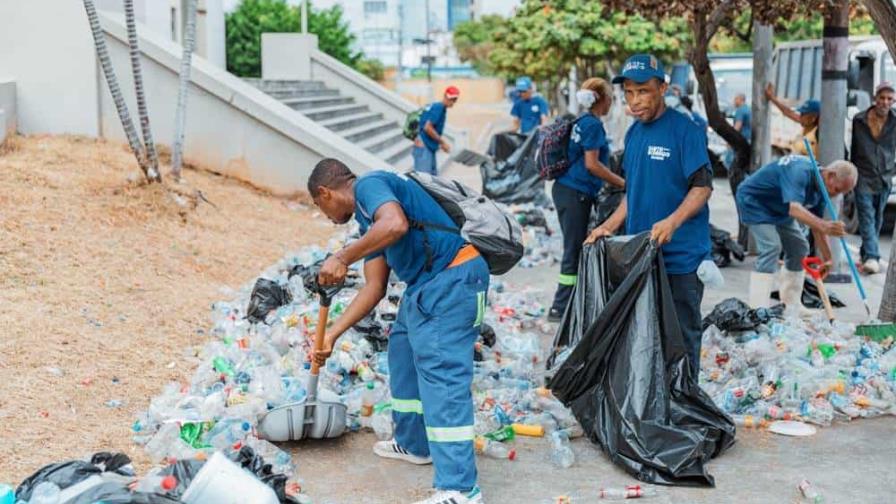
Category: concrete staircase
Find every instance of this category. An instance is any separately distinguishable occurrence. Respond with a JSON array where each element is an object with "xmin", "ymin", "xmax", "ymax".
[{"xmin": 247, "ymin": 79, "xmax": 414, "ymax": 171}]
